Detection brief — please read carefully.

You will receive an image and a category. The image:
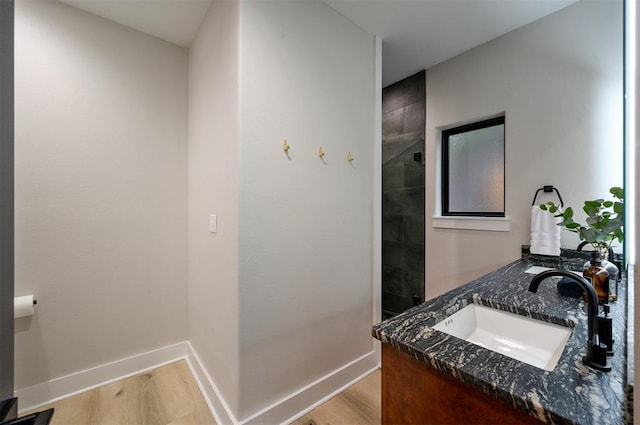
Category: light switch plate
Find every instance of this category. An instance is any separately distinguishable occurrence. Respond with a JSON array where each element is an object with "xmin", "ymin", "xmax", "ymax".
[{"xmin": 209, "ymin": 214, "xmax": 217, "ymax": 233}]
